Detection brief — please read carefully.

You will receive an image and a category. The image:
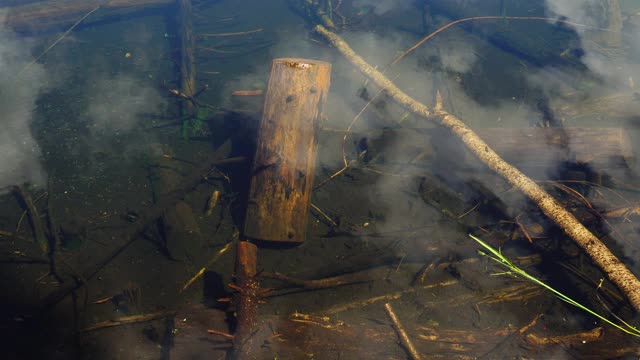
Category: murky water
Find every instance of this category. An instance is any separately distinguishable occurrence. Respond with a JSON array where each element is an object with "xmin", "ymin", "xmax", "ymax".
[{"xmin": 1, "ymin": 0, "xmax": 640, "ymax": 359}]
